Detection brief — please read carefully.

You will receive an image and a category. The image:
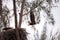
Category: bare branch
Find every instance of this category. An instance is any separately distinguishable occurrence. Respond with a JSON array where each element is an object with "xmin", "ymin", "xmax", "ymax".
[
  {"xmin": 22, "ymin": 0, "xmax": 44, "ymax": 16},
  {"xmin": 19, "ymin": 0, "xmax": 25, "ymax": 27}
]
